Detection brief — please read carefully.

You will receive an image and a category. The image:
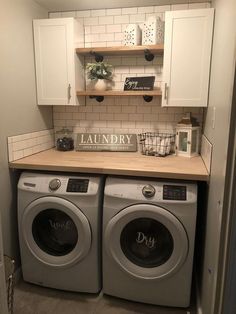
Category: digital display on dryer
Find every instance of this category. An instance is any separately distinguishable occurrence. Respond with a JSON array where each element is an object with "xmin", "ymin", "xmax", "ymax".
[
  {"xmin": 163, "ymin": 185, "xmax": 186, "ymax": 201},
  {"xmin": 66, "ymin": 179, "xmax": 89, "ymax": 193}
]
